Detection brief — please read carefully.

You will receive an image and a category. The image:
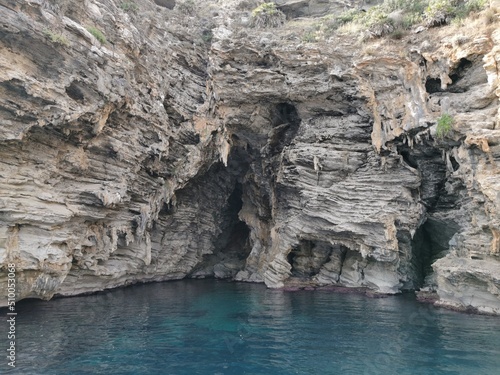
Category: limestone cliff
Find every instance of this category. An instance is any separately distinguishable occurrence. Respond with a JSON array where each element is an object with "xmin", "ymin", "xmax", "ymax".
[{"xmin": 1, "ymin": 0, "xmax": 500, "ymax": 315}]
